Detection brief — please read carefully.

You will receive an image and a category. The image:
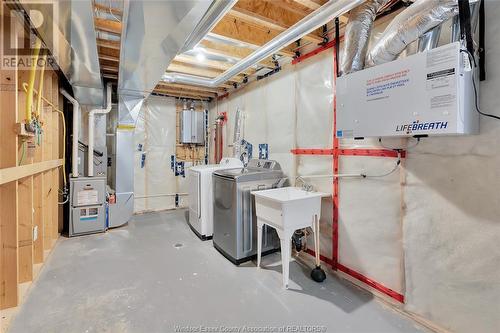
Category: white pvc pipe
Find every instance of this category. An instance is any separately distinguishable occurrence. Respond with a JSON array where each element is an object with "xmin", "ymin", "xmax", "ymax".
[
  {"xmin": 88, "ymin": 82, "xmax": 112, "ymax": 177},
  {"xmin": 60, "ymin": 89, "xmax": 80, "ymax": 178},
  {"xmin": 134, "ymin": 193, "xmax": 189, "ymax": 199},
  {"xmin": 297, "ymin": 174, "xmax": 365, "ymax": 179}
]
